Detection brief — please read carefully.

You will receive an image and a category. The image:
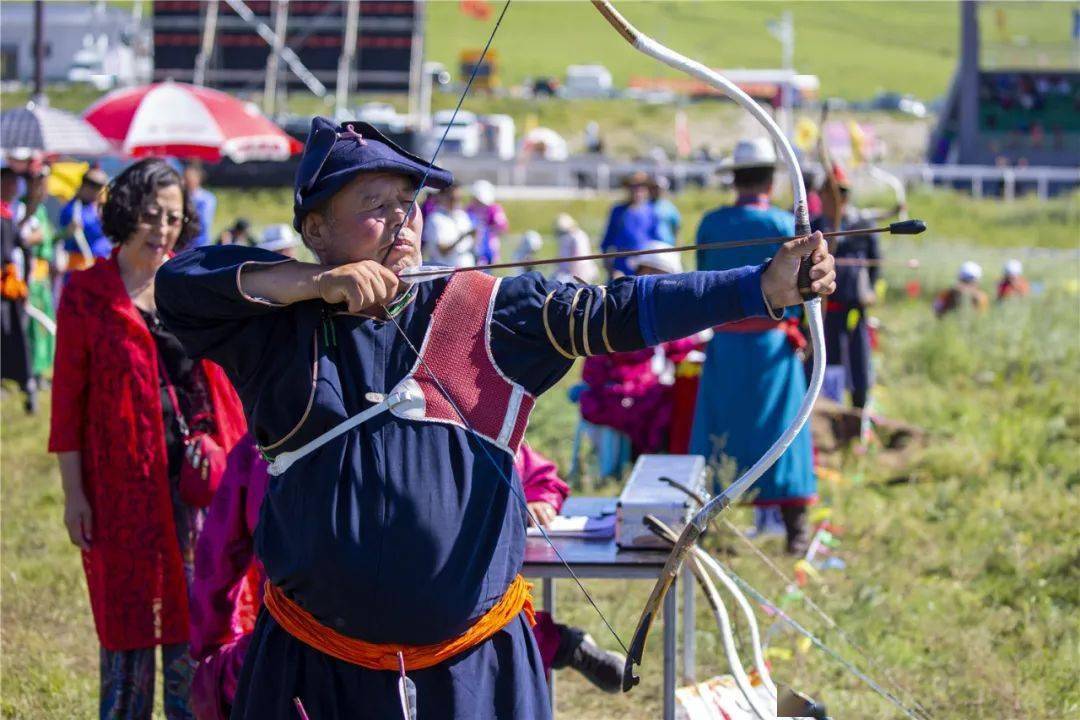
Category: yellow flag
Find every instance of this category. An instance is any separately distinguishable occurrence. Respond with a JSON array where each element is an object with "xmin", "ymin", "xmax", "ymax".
[
  {"xmin": 47, "ymin": 161, "xmax": 90, "ymax": 202},
  {"xmin": 794, "ymin": 117, "xmax": 818, "ymax": 152},
  {"xmin": 848, "ymin": 121, "xmax": 867, "ymax": 166}
]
